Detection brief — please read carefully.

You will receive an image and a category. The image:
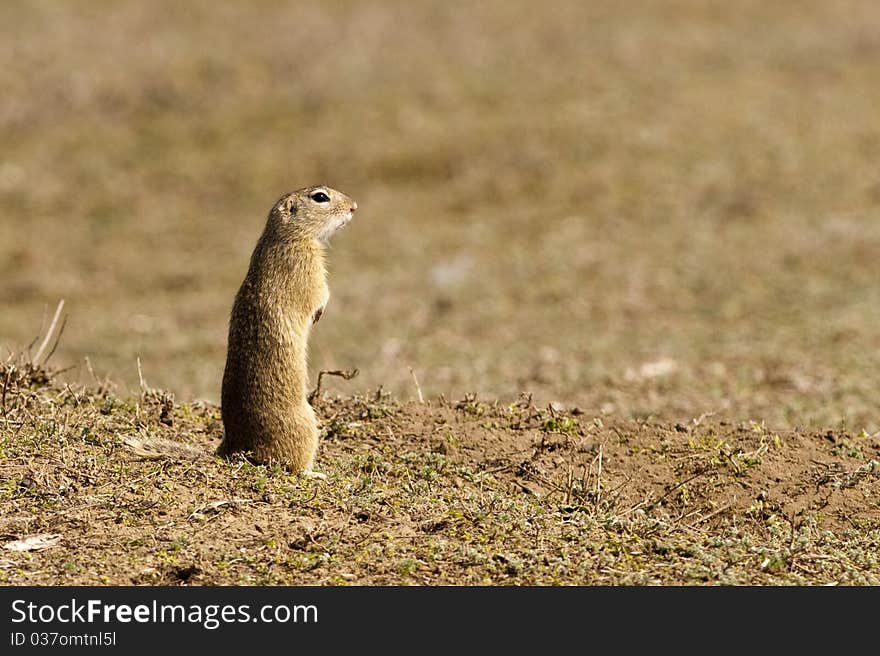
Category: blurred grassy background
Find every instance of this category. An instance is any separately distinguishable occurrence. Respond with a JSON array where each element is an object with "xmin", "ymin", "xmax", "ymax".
[{"xmin": 1, "ymin": 0, "xmax": 879, "ymax": 429}]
